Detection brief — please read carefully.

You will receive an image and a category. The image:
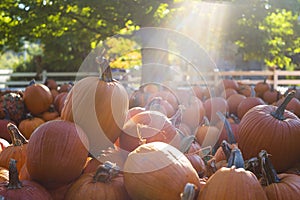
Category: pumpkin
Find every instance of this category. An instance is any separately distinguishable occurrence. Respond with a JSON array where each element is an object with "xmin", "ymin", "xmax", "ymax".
[
  {"xmin": 119, "ymin": 110, "xmax": 181, "ymax": 152},
  {"xmin": 41, "ymin": 105, "xmax": 59, "ymax": 121},
  {"xmin": 275, "ymin": 96, "xmax": 300, "ymax": 118},
  {"xmin": 237, "ymin": 96, "xmax": 265, "ymax": 120},
  {"xmin": 221, "ymin": 88, "xmax": 238, "ymax": 99},
  {"xmin": 26, "ymin": 120, "xmax": 89, "ymax": 189},
  {"xmin": 44, "ymin": 78, "xmax": 58, "ymax": 90},
  {"xmin": 0, "ymin": 123, "xmax": 27, "ymax": 172},
  {"xmin": 58, "ymin": 82, "xmax": 73, "ymax": 93},
  {"xmin": 254, "ymin": 78, "xmax": 270, "ymax": 98},
  {"xmin": 124, "ymin": 106, "xmax": 145, "ymax": 122},
  {"xmin": 0, "ymin": 118, "xmax": 15, "ymax": 143},
  {"xmin": 23, "ymin": 80, "xmax": 53, "ymax": 115},
  {"xmin": 145, "ymin": 96, "xmax": 176, "ymax": 118},
  {"xmin": 238, "ymin": 91, "xmax": 300, "ymax": 172},
  {"xmin": 194, "ymin": 117, "xmax": 220, "ymax": 148},
  {"xmin": 237, "ymin": 83, "xmax": 252, "ymax": 97},
  {"xmin": 262, "ymin": 86, "xmax": 282, "ymax": 105},
  {"xmin": 18, "ymin": 113, "xmax": 45, "ymax": 139},
  {"xmin": 226, "ymin": 93, "xmax": 246, "ymax": 116},
  {"xmin": 203, "ymin": 97, "xmax": 229, "ymax": 125},
  {"xmin": 197, "ymin": 148, "xmax": 267, "ymax": 200},
  {"xmin": 61, "ymin": 57, "xmax": 129, "ymax": 156},
  {"xmin": 123, "ymin": 142, "xmax": 201, "ymax": 200},
  {"xmin": 181, "ymin": 95, "xmax": 206, "ymax": 131},
  {"xmin": 259, "ymin": 150, "xmax": 300, "ymax": 200},
  {"xmin": 65, "ymin": 161, "xmax": 131, "ymax": 200},
  {"xmin": 0, "ymin": 92, "xmax": 25, "ymax": 124},
  {"xmin": 0, "ymin": 159, "xmax": 52, "ymax": 200},
  {"xmin": 53, "ymin": 92, "xmax": 68, "ymax": 115}
]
